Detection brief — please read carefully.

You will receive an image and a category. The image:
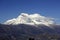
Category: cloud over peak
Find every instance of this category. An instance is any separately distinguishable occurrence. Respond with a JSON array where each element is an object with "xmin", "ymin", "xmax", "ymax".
[{"xmin": 4, "ymin": 13, "xmax": 55, "ymax": 26}]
